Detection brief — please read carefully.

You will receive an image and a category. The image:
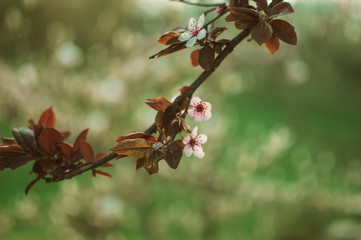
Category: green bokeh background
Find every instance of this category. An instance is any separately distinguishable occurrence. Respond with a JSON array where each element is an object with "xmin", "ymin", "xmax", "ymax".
[{"xmin": 1, "ymin": 0, "xmax": 361, "ymax": 239}]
